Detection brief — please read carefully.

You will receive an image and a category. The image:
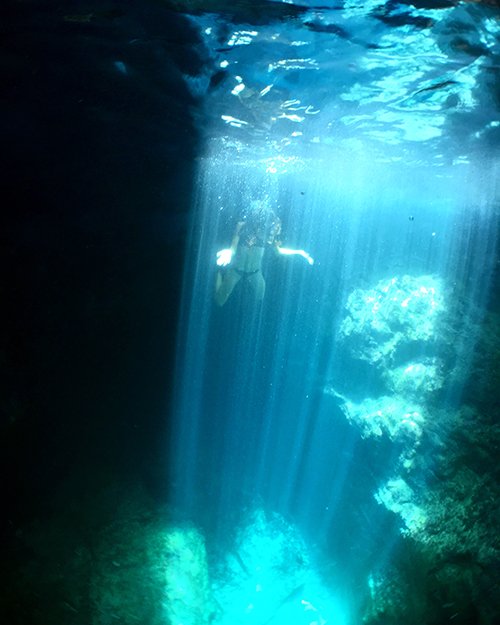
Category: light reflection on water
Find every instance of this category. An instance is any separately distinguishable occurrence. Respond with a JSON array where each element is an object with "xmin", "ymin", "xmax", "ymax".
[{"xmin": 191, "ymin": 2, "xmax": 499, "ymax": 166}]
